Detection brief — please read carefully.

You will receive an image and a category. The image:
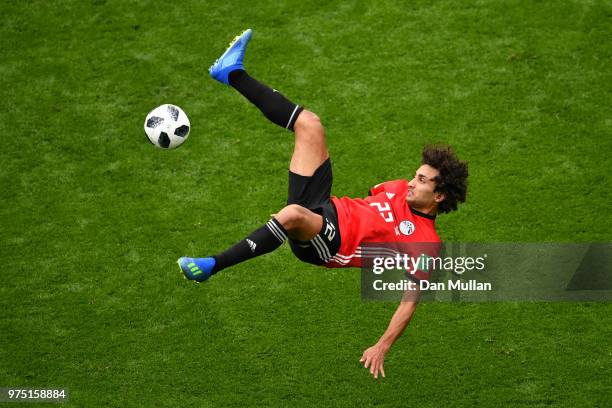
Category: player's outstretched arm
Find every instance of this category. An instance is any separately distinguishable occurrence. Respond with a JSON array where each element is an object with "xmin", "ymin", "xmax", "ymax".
[{"xmin": 360, "ymin": 295, "xmax": 419, "ymax": 379}]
